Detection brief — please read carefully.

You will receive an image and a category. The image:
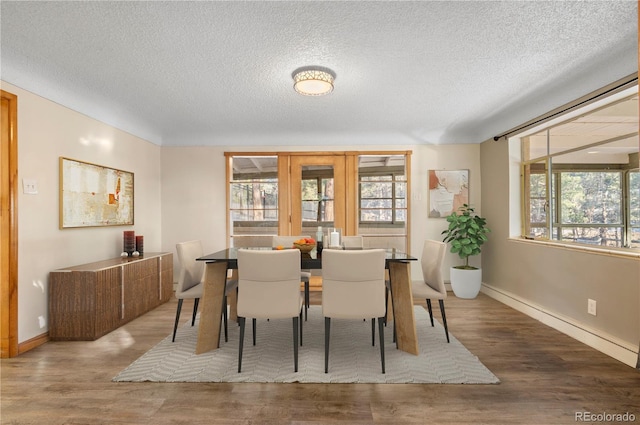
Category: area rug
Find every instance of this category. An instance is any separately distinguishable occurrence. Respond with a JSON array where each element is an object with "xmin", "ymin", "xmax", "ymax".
[{"xmin": 113, "ymin": 306, "xmax": 499, "ymax": 384}]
